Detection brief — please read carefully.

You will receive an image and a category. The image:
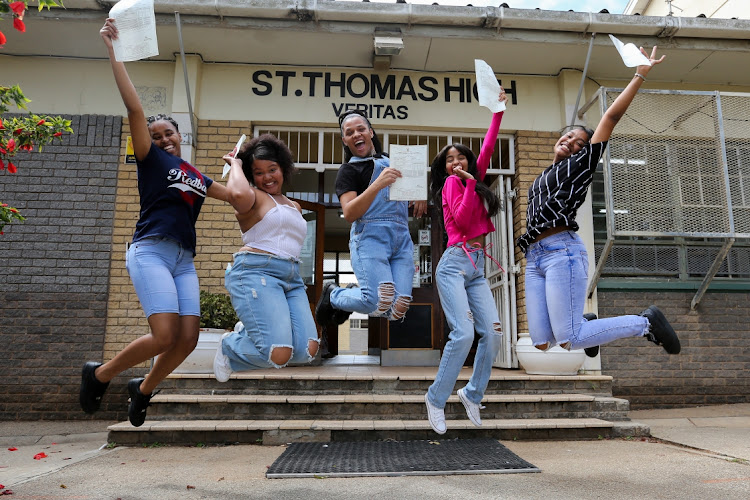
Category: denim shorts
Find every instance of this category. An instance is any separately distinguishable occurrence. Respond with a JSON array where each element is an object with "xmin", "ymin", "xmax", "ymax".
[{"xmin": 125, "ymin": 236, "xmax": 200, "ymax": 318}]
